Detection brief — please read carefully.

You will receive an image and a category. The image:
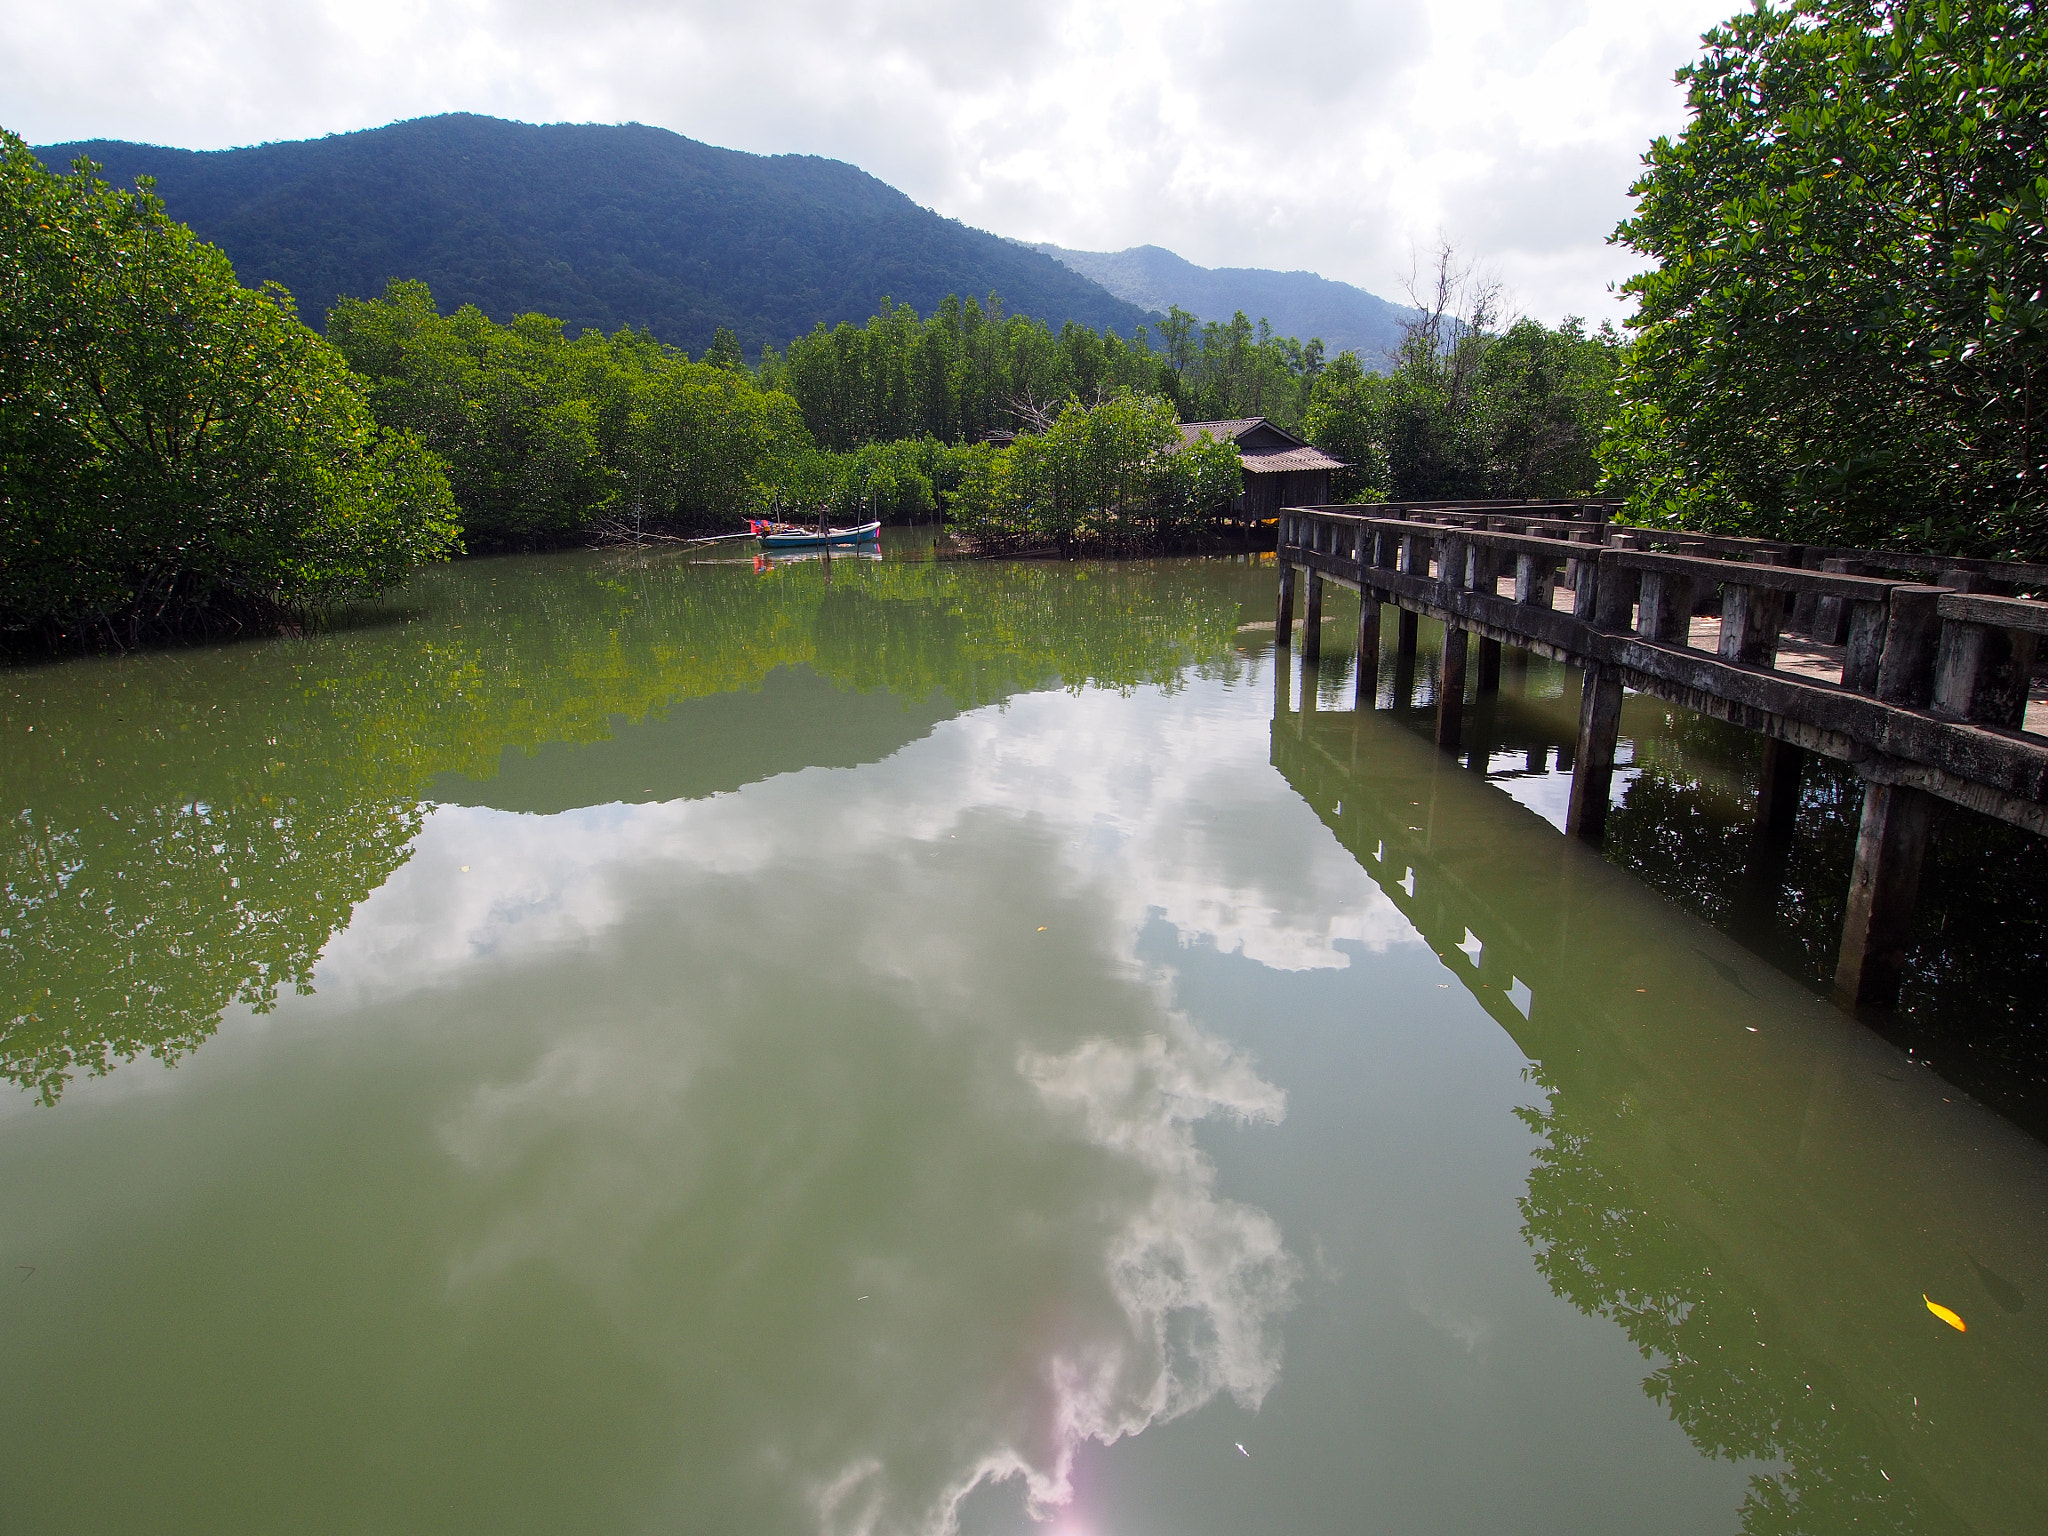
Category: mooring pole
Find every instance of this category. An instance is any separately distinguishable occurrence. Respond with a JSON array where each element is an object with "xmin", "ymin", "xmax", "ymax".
[
  {"xmin": 1355, "ymin": 592, "xmax": 1381, "ymax": 707},
  {"xmin": 1436, "ymin": 628, "xmax": 1468, "ymax": 750},
  {"xmin": 1564, "ymin": 665, "xmax": 1625, "ymax": 844},
  {"xmin": 1302, "ymin": 572, "xmax": 1325, "ymax": 664},
  {"xmin": 1833, "ymin": 780, "xmax": 1933, "ymax": 1008}
]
